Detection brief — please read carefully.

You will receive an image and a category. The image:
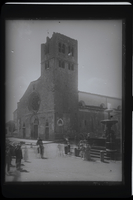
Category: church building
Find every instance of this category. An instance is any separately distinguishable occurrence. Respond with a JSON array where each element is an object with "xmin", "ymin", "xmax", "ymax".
[{"xmin": 13, "ymin": 32, "xmax": 122, "ymax": 140}]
